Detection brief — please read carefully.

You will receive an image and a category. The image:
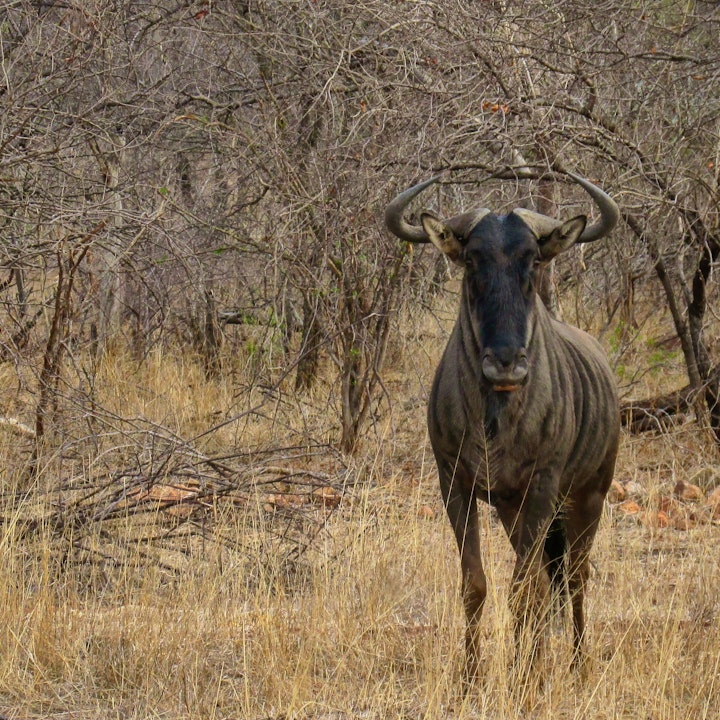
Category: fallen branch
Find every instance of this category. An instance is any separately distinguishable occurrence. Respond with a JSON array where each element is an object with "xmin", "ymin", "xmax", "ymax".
[
  {"xmin": 0, "ymin": 416, "xmax": 36, "ymax": 438},
  {"xmin": 621, "ymin": 386, "xmax": 692, "ymax": 433}
]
